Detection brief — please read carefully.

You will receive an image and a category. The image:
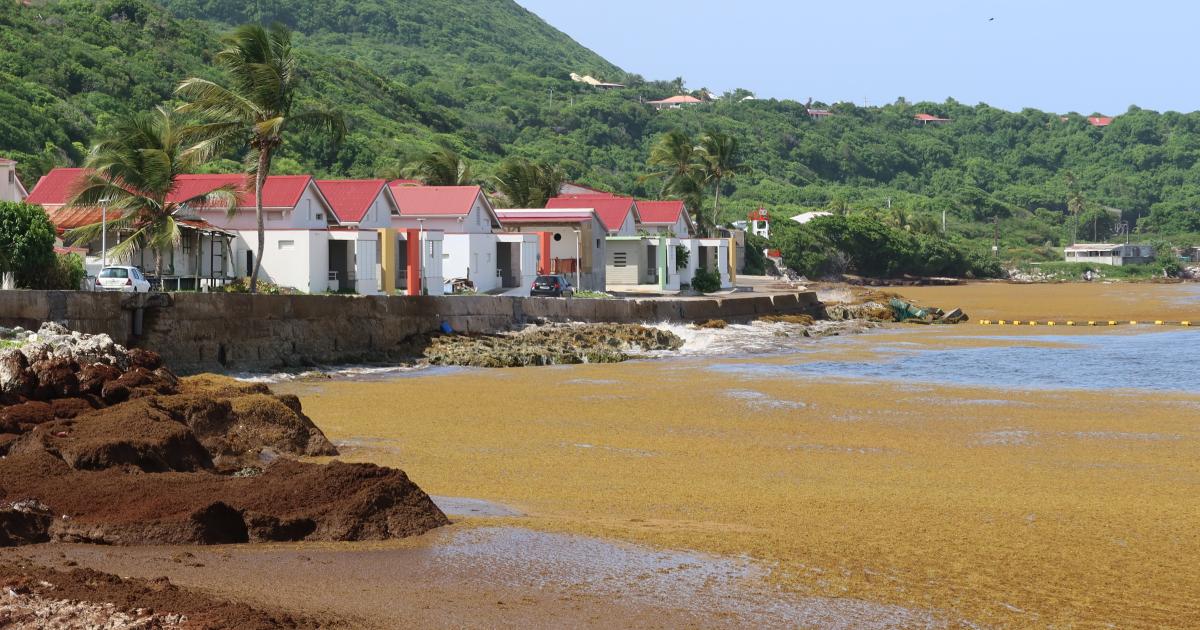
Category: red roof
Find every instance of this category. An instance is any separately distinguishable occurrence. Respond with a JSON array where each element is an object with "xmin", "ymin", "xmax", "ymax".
[
  {"xmin": 1088, "ymin": 116, "xmax": 1113, "ymax": 127},
  {"xmin": 389, "ymin": 184, "xmax": 486, "ymax": 217},
  {"xmin": 44, "ymin": 206, "xmax": 118, "ymax": 234},
  {"xmin": 546, "ymin": 195, "xmax": 638, "ymax": 232},
  {"xmin": 26, "ymin": 168, "xmax": 88, "ymax": 206},
  {"xmin": 0, "ymin": 157, "xmax": 15, "ymax": 165},
  {"xmin": 172, "ymin": 173, "xmax": 311, "ymax": 208},
  {"xmin": 636, "ymin": 200, "xmax": 685, "ymax": 224},
  {"xmin": 648, "ymin": 95, "xmax": 703, "ymax": 105},
  {"xmin": 807, "ymin": 108, "xmax": 834, "ymax": 117},
  {"xmin": 914, "ymin": 113, "xmax": 950, "ymax": 122},
  {"xmin": 495, "ymin": 209, "xmax": 599, "ymax": 225},
  {"xmin": 27, "ymin": 168, "xmax": 312, "ymax": 209},
  {"xmin": 316, "ymin": 179, "xmax": 388, "ymax": 223}
]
